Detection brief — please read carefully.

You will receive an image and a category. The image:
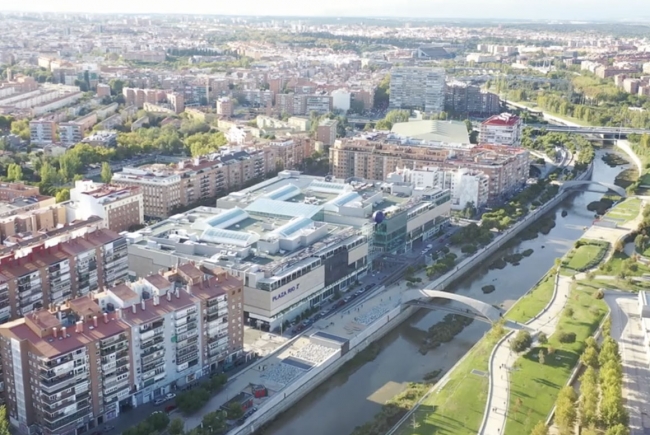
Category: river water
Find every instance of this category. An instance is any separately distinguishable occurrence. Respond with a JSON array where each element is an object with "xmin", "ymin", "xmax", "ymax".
[{"xmin": 263, "ymin": 149, "xmax": 626, "ymax": 435}]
